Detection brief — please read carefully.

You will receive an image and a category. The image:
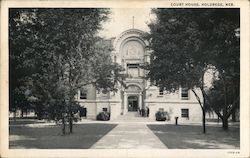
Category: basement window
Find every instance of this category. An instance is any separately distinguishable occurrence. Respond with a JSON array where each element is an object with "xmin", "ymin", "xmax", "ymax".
[{"xmin": 103, "ymin": 108, "xmax": 108, "ymax": 112}]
